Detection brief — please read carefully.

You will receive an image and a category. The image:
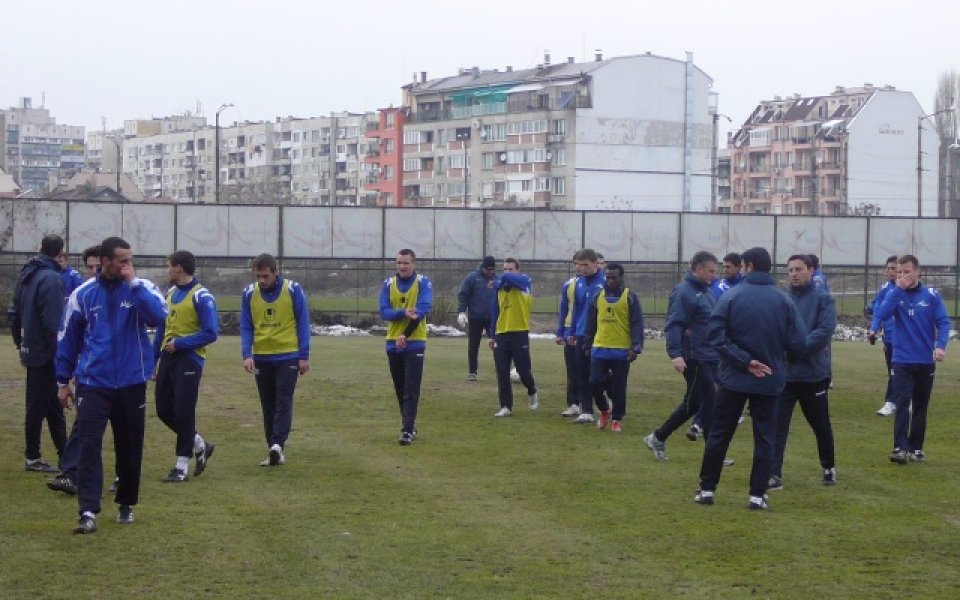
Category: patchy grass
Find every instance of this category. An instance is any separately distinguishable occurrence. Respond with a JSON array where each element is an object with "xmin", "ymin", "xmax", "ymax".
[{"xmin": 1, "ymin": 337, "xmax": 959, "ymax": 598}]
